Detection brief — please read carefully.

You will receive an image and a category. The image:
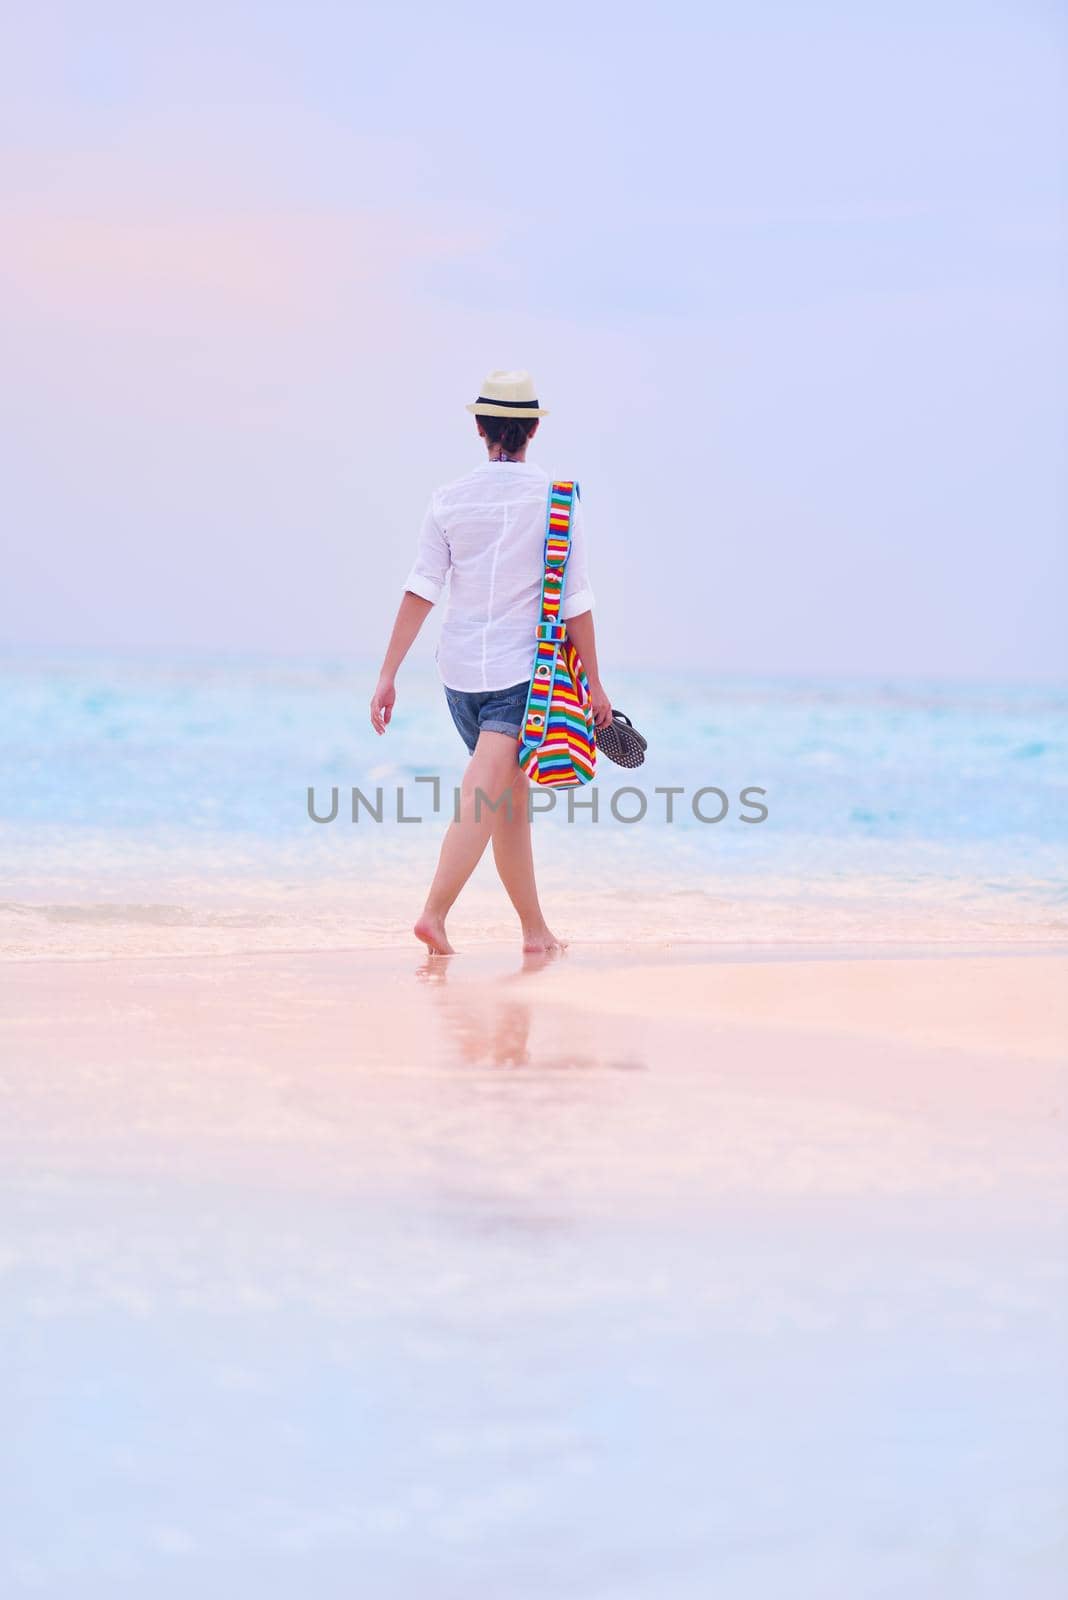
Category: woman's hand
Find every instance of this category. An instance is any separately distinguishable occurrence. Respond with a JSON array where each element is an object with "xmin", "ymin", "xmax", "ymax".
[
  {"xmin": 589, "ymin": 679, "xmax": 612, "ymax": 730},
  {"xmin": 370, "ymin": 675, "xmax": 396, "ymax": 735},
  {"xmin": 369, "ymin": 595, "xmax": 434, "ymax": 736}
]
